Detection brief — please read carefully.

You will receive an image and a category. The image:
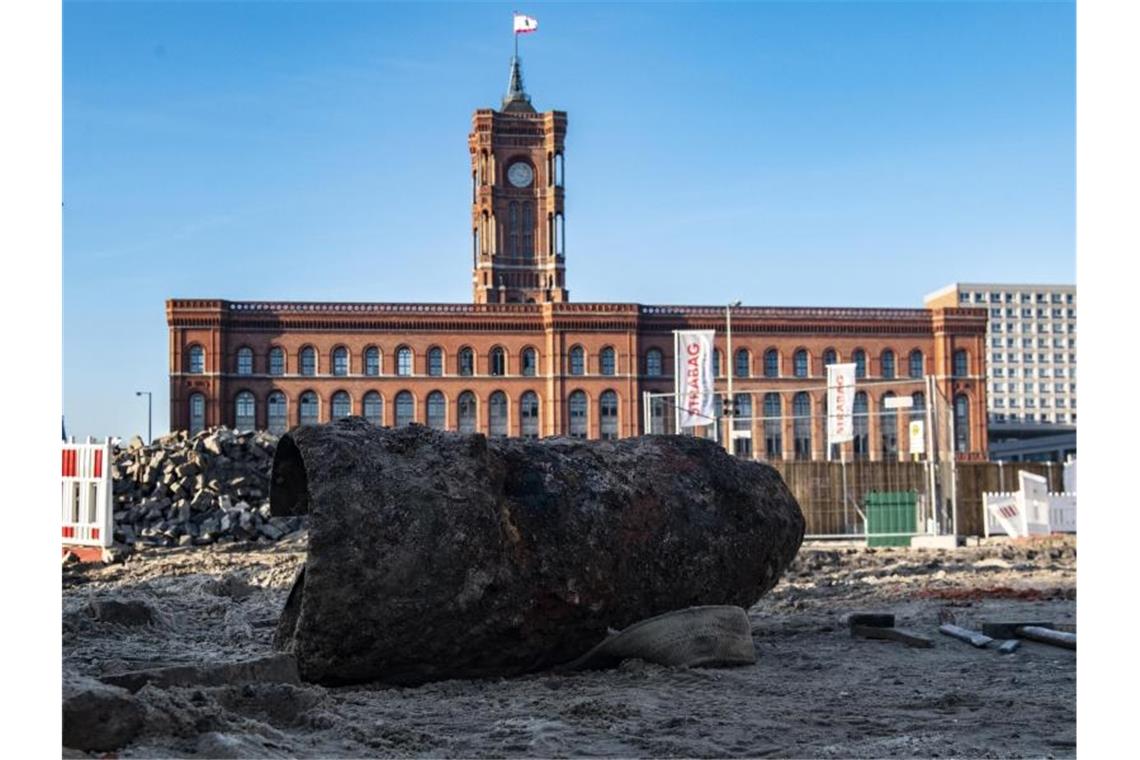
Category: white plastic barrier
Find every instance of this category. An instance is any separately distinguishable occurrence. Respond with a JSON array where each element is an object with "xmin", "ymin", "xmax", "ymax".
[
  {"xmin": 1048, "ymin": 493, "xmax": 1077, "ymax": 533},
  {"xmin": 983, "ymin": 492, "xmax": 1024, "ymax": 538},
  {"xmin": 983, "ymin": 474, "xmax": 1076, "ymax": 538},
  {"xmin": 1019, "ymin": 471, "xmax": 1051, "ymax": 536},
  {"xmin": 61, "ymin": 439, "xmax": 112, "ymax": 548}
]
